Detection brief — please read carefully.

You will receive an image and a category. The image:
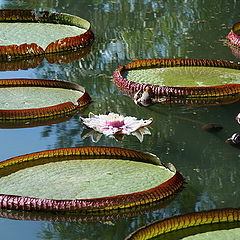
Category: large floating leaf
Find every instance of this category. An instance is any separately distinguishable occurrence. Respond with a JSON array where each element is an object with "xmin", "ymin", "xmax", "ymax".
[
  {"xmin": 0, "ymin": 79, "xmax": 91, "ymax": 121},
  {"xmin": 114, "ymin": 59, "xmax": 240, "ymax": 103},
  {"xmin": 0, "ymin": 147, "xmax": 184, "ymax": 212},
  {"xmin": 0, "ymin": 159, "xmax": 173, "ymax": 200},
  {"xmin": 0, "ymin": 9, "xmax": 94, "ymax": 59}
]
